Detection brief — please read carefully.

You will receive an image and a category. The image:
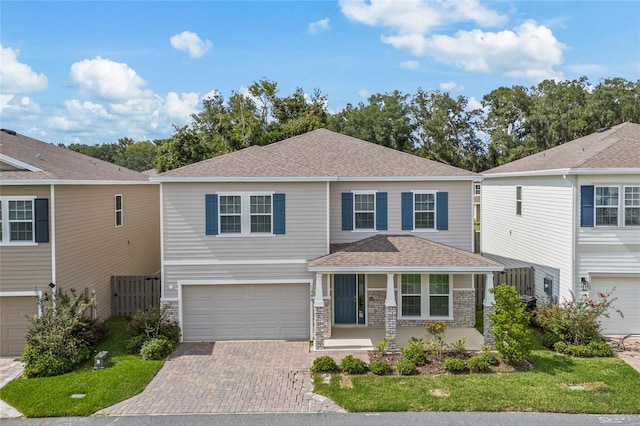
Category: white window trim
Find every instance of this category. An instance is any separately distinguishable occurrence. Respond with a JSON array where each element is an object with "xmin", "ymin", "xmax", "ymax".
[
  {"xmin": 623, "ymin": 185, "xmax": 640, "ymax": 227},
  {"xmin": 352, "ymin": 190, "xmax": 377, "ymax": 232},
  {"xmin": 595, "ymin": 185, "xmax": 620, "ymax": 227},
  {"xmin": 217, "ymin": 192, "xmax": 275, "ymax": 237},
  {"xmin": 0, "ymin": 196, "xmax": 37, "ymax": 246},
  {"xmin": 412, "ymin": 190, "xmax": 437, "ymax": 232},
  {"xmin": 115, "ymin": 194, "xmax": 123, "ymax": 227},
  {"xmin": 398, "ymin": 273, "xmax": 453, "ymax": 320}
]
